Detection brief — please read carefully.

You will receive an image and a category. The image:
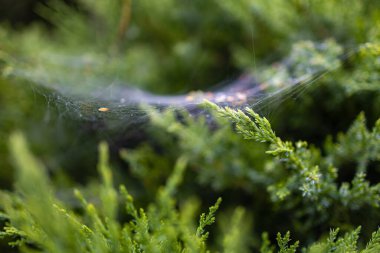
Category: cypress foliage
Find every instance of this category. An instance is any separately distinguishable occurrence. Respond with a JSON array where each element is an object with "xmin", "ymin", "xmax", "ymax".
[{"xmin": 1, "ymin": 1, "xmax": 380, "ymax": 252}]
